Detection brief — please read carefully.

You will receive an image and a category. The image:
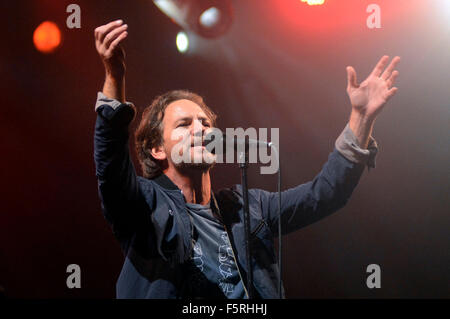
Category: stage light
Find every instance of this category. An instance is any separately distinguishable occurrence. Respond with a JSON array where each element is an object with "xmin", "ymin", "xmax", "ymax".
[
  {"xmin": 444, "ymin": 0, "xmax": 450, "ymax": 12},
  {"xmin": 199, "ymin": 7, "xmax": 221, "ymax": 29},
  {"xmin": 176, "ymin": 31, "xmax": 189, "ymax": 53},
  {"xmin": 153, "ymin": 0, "xmax": 234, "ymax": 38},
  {"xmin": 33, "ymin": 21, "xmax": 61, "ymax": 53},
  {"xmin": 301, "ymin": 0, "xmax": 325, "ymax": 5}
]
